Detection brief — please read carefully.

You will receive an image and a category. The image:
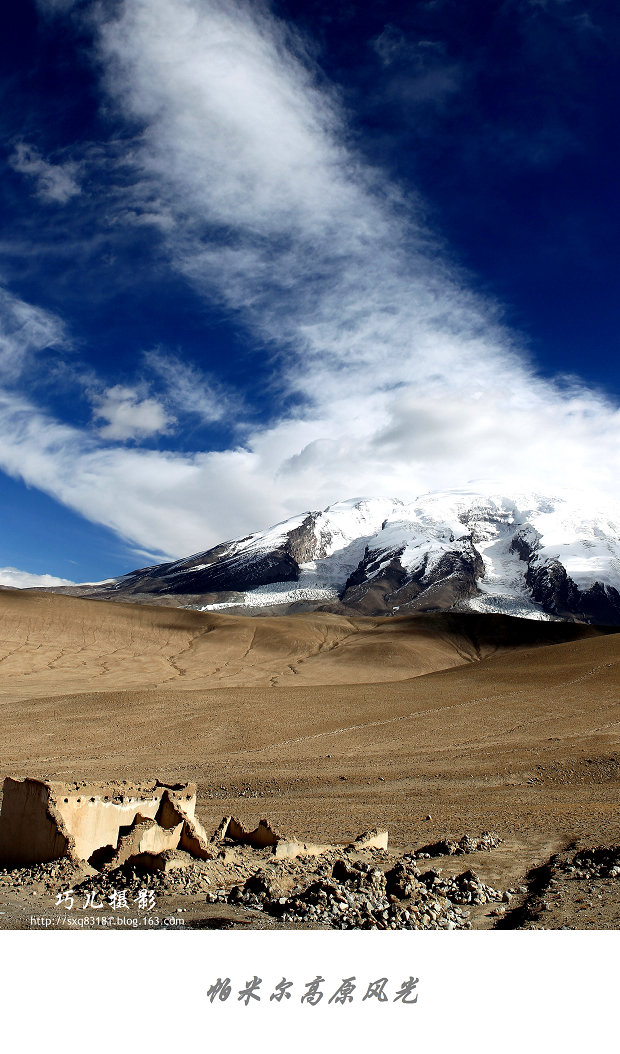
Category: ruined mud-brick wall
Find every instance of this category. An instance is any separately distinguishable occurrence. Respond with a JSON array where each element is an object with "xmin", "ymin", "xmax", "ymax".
[{"xmin": 0, "ymin": 778, "xmax": 199, "ymax": 868}]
